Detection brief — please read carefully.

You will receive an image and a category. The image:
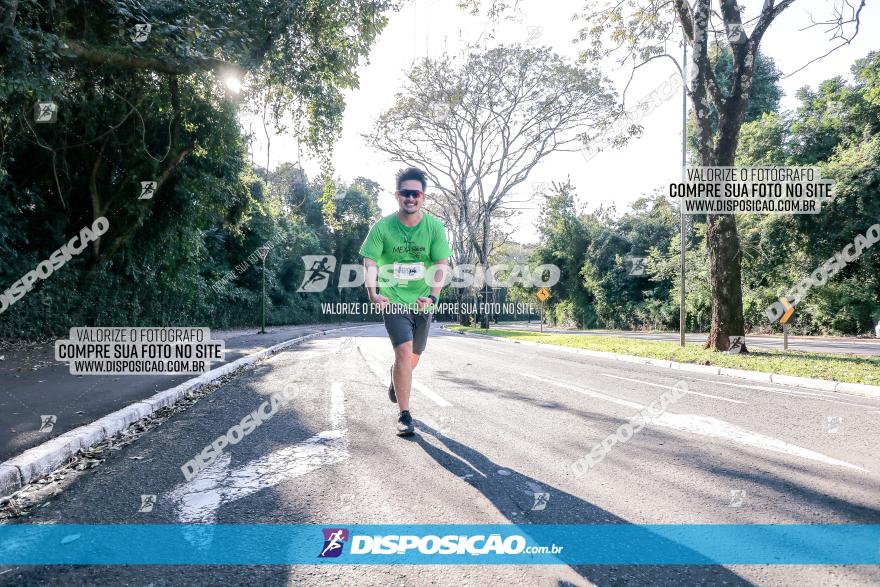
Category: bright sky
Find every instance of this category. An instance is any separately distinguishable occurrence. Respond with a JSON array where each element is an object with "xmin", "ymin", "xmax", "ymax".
[{"xmin": 246, "ymin": 0, "xmax": 878, "ymax": 245}]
